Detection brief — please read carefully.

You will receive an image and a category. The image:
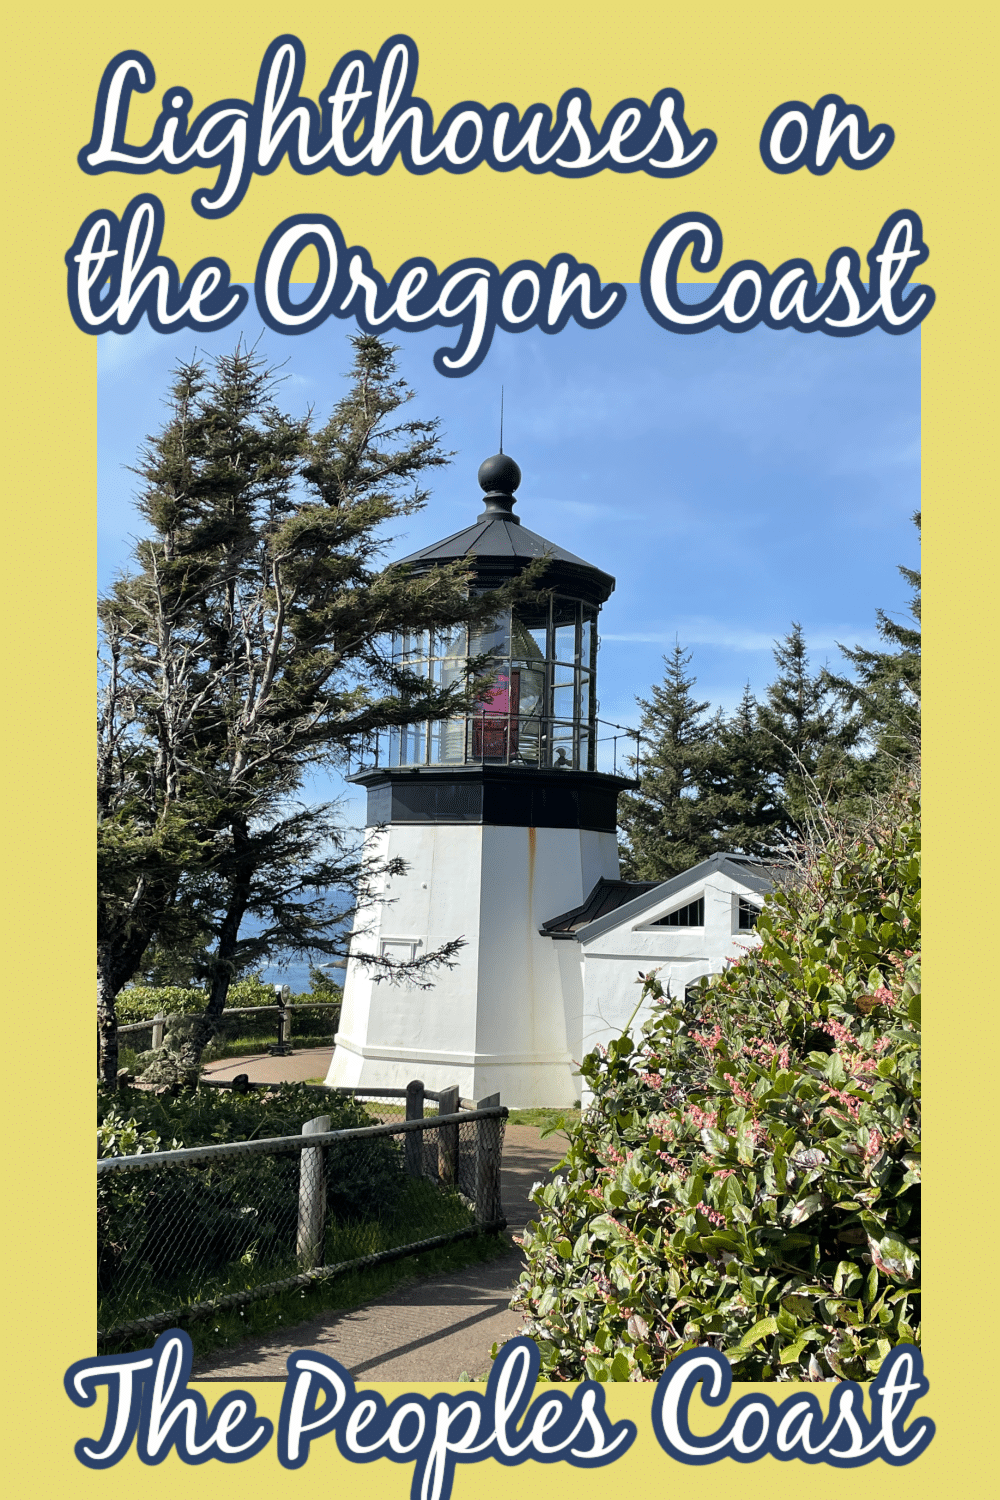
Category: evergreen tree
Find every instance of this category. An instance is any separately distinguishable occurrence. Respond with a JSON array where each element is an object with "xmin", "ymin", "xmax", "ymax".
[
  {"xmin": 758, "ymin": 623, "xmax": 855, "ymax": 829},
  {"xmin": 830, "ymin": 513, "xmax": 921, "ymax": 774},
  {"xmin": 701, "ymin": 686, "xmax": 785, "ymax": 855},
  {"xmin": 618, "ymin": 643, "xmax": 717, "ymax": 880},
  {"xmin": 98, "ymin": 336, "xmax": 519, "ymax": 1084}
]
